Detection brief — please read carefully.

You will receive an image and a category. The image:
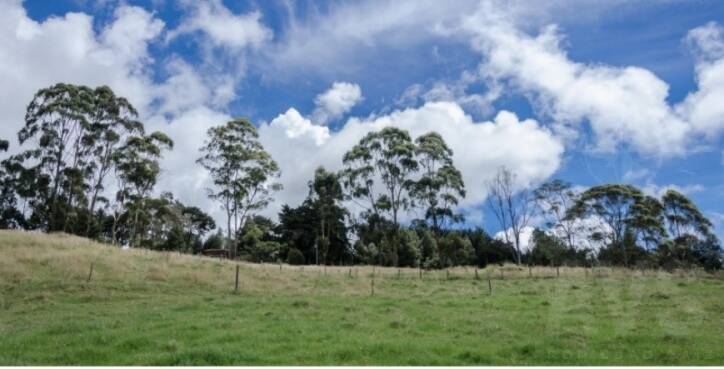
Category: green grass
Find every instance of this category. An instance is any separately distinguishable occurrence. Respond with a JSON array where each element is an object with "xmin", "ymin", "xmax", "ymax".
[{"xmin": 1, "ymin": 230, "xmax": 723, "ymax": 365}]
